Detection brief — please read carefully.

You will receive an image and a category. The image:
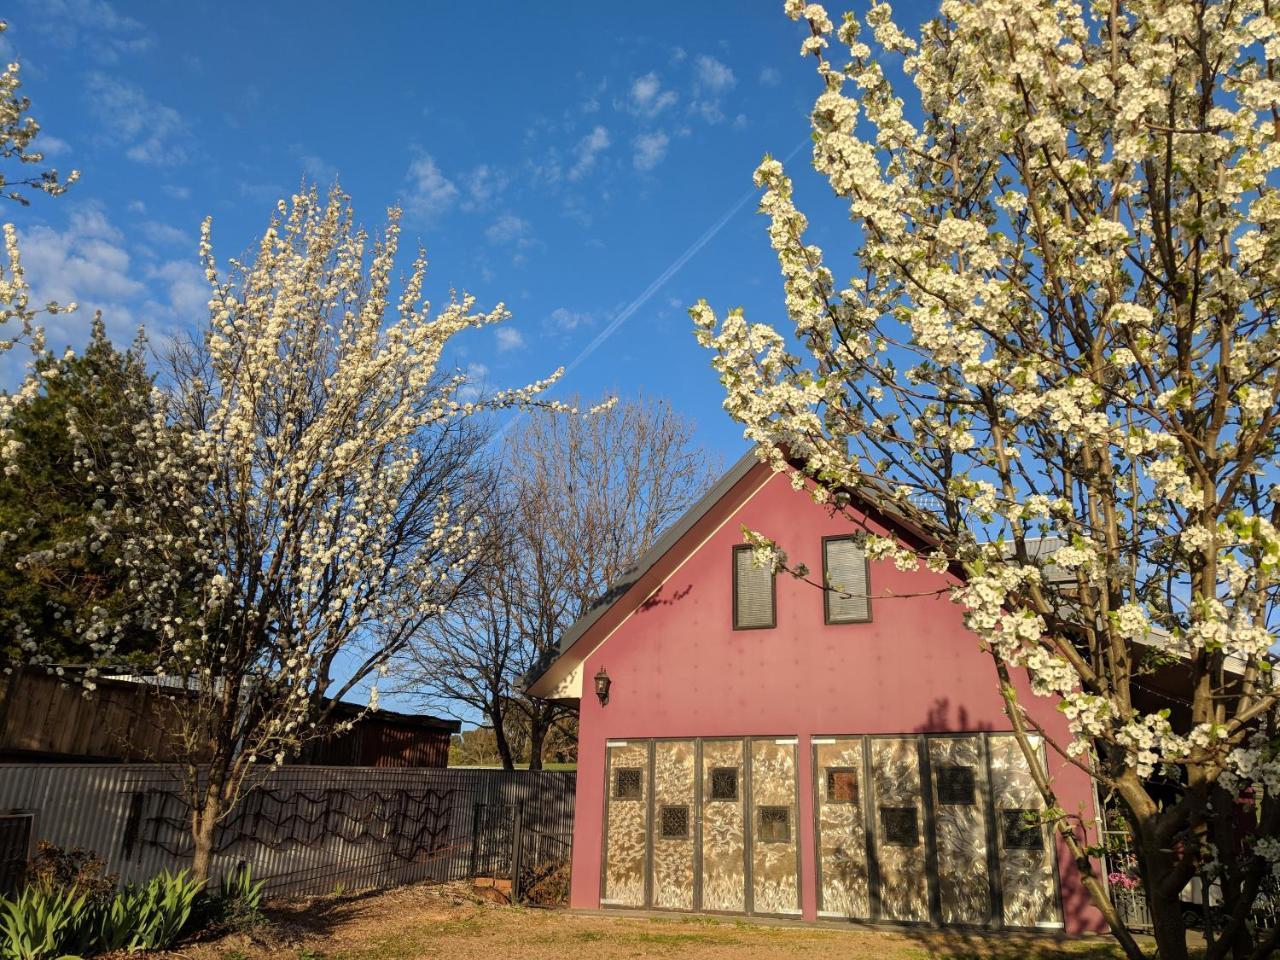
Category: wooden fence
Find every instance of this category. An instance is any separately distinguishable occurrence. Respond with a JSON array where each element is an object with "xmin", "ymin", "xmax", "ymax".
[{"xmin": 0, "ymin": 763, "xmax": 574, "ymax": 899}]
